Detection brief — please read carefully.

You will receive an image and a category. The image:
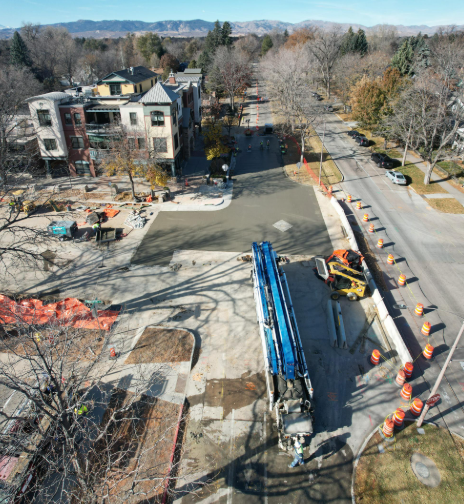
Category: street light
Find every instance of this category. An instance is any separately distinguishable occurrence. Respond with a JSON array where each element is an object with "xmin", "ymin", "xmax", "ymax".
[{"xmin": 394, "ymin": 303, "xmax": 464, "ymax": 427}]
